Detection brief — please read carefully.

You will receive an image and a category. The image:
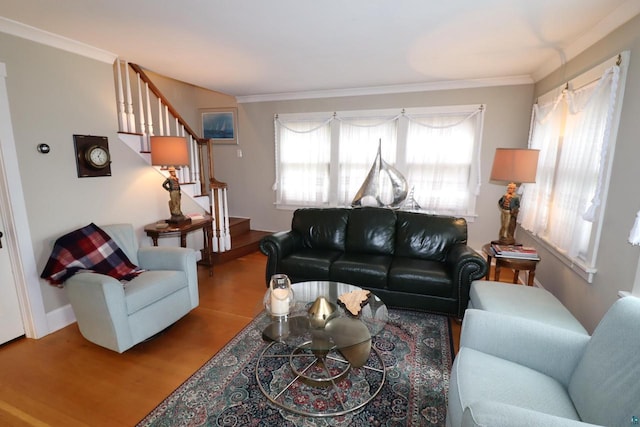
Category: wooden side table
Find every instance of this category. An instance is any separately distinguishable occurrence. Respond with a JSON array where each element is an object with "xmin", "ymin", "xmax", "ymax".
[
  {"xmin": 482, "ymin": 243, "xmax": 539, "ymax": 286},
  {"xmin": 144, "ymin": 216, "xmax": 214, "ymax": 276}
]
